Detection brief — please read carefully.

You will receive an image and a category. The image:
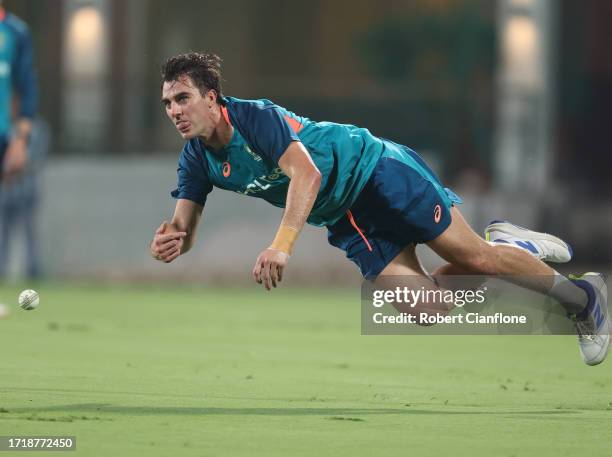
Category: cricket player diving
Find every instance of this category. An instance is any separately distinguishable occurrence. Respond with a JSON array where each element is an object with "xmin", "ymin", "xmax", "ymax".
[{"xmin": 150, "ymin": 52, "xmax": 609, "ymax": 366}]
